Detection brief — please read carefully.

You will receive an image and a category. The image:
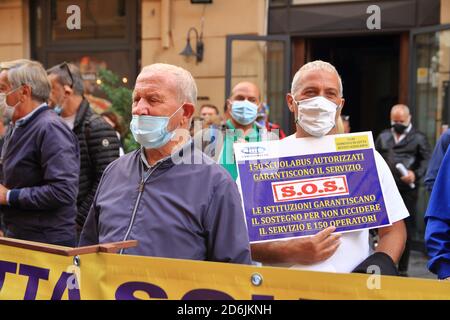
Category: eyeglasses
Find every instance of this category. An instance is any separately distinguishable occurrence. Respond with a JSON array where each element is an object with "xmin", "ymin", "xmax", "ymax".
[{"xmin": 59, "ymin": 62, "xmax": 74, "ymax": 88}]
